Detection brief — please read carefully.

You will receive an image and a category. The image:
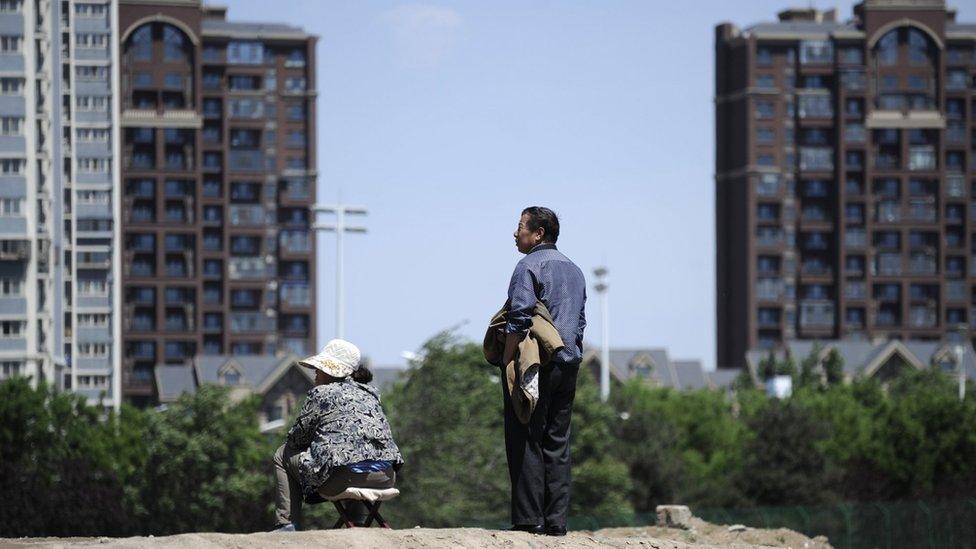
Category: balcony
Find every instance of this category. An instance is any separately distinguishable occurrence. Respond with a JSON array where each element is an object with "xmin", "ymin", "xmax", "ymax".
[
  {"xmin": 874, "ymin": 253, "xmax": 902, "ymax": 276},
  {"xmin": 844, "ymin": 230, "xmax": 866, "ymax": 249},
  {"xmin": 228, "ymin": 150, "xmax": 265, "ymax": 173},
  {"xmin": 907, "ymin": 202, "xmax": 936, "ymax": 223},
  {"xmin": 280, "ymin": 283, "xmax": 310, "ymax": 307},
  {"xmin": 228, "ymin": 205, "xmax": 267, "ymax": 226},
  {"xmin": 801, "ymin": 262, "xmax": 832, "ymax": 277},
  {"xmin": 908, "ymin": 254, "xmax": 937, "ymax": 275},
  {"xmin": 874, "ymin": 202, "xmax": 901, "ymax": 223},
  {"xmin": 228, "ymin": 257, "xmax": 271, "ymax": 280},
  {"xmin": 799, "ymin": 147, "xmax": 834, "ymax": 171},
  {"xmin": 0, "ymin": 240, "xmax": 30, "ymax": 261},
  {"xmin": 845, "ymin": 282, "xmax": 866, "ymax": 300},
  {"xmin": 229, "ymin": 311, "xmax": 275, "ymax": 333},
  {"xmin": 908, "ymin": 146, "xmax": 936, "ymax": 171},
  {"xmin": 280, "ymin": 232, "xmax": 310, "ymax": 254},
  {"xmin": 799, "ymin": 300, "xmax": 834, "ymax": 329},
  {"xmin": 909, "ymin": 306, "xmax": 937, "ymax": 329}
]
